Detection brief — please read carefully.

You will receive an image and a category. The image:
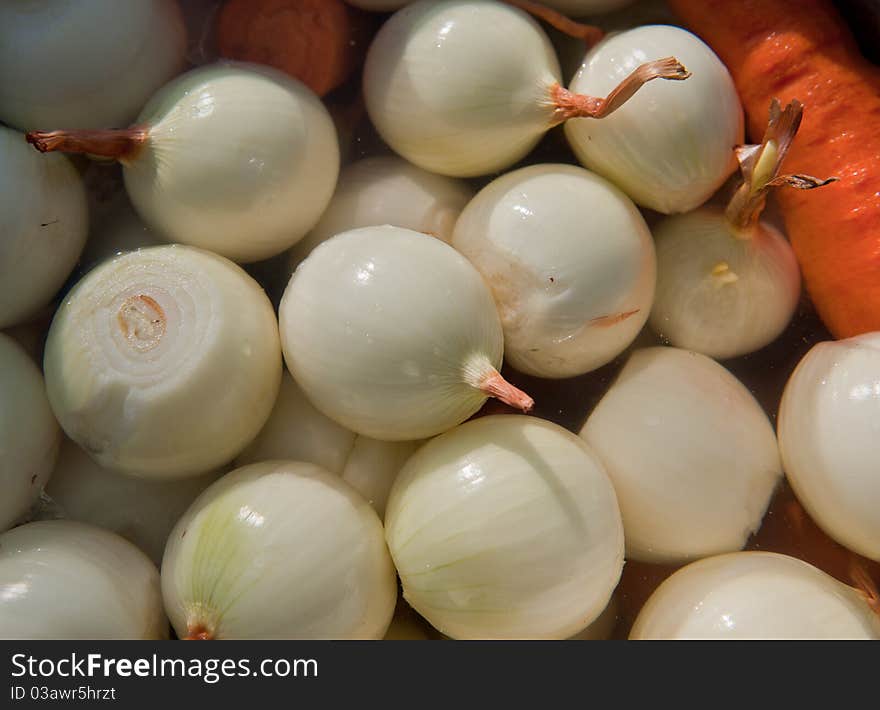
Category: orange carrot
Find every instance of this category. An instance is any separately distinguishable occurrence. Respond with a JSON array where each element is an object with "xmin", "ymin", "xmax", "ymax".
[
  {"xmin": 215, "ymin": 0, "xmax": 375, "ymax": 97},
  {"xmin": 668, "ymin": 0, "xmax": 880, "ymax": 339}
]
